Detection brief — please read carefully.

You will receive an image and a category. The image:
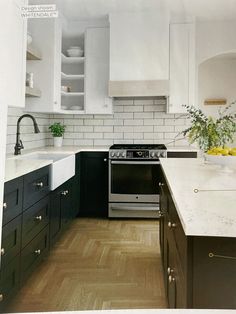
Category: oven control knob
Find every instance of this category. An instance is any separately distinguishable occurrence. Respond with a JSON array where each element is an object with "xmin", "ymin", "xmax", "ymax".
[
  {"xmin": 116, "ymin": 152, "xmax": 120, "ymax": 157},
  {"xmin": 160, "ymin": 152, "xmax": 166, "ymax": 158},
  {"xmin": 121, "ymin": 152, "xmax": 125, "ymax": 158},
  {"xmin": 156, "ymin": 152, "xmax": 160, "ymax": 158},
  {"xmin": 150, "ymin": 152, "xmax": 155, "ymax": 158},
  {"xmin": 110, "ymin": 152, "xmax": 115, "ymax": 158}
]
